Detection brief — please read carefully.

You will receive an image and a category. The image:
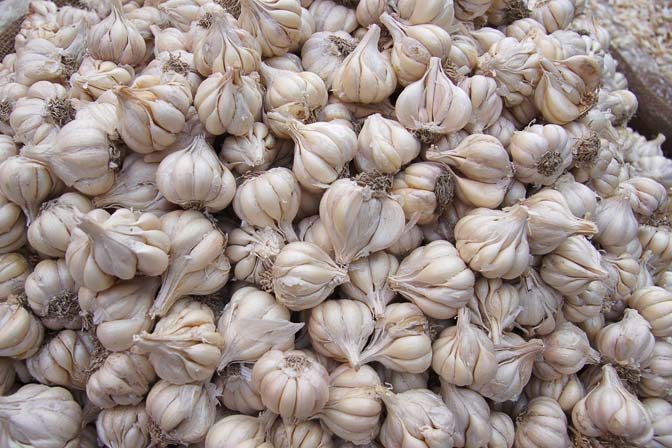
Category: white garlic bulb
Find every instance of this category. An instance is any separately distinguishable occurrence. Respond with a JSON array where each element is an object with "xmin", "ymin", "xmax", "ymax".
[
  {"xmin": 152, "ymin": 210, "xmax": 230, "ymax": 317},
  {"xmin": 271, "ymin": 241, "xmax": 348, "ymax": 311},
  {"xmin": 217, "ymin": 286, "xmax": 301, "ymax": 368},
  {"xmin": 0, "ymin": 192, "xmax": 26, "ymax": 254},
  {"xmin": 10, "ymin": 81, "xmax": 72, "ymax": 146},
  {"xmin": 66, "ymin": 208, "xmax": 171, "ymax": 292},
  {"xmin": 252, "ymin": 348, "xmax": 329, "ymax": 420},
  {"xmin": 440, "ymin": 382, "xmax": 492, "ymax": 448},
  {"xmin": 596, "ymin": 308, "xmax": 655, "ymax": 369},
  {"xmin": 594, "ymin": 194, "xmax": 639, "ymax": 254},
  {"xmin": 514, "ymin": 397, "xmax": 571, "ymax": 448},
  {"xmin": 572, "ymin": 364, "xmax": 653, "ymax": 444},
  {"xmin": 301, "ymin": 31, "xmax": 358, "ymax": 88},
  {"xmin": 533, "ymin": 322, "xmax": 600, "ymax": 380},
  {"xmin": 238, "ymin": 0, "xmax": 303, "ymax": 57},
  {"xmin": 510, "ymin": 124, "xmax": 574, "ymax": 186},
  {"xmin": 489, "ymin": 412, "xmax": 515, "ymax": 448},
  {"xmin": 205, "ymin": 414, "xmax": 269, "ymax": 448},
  {"xmin": 146, "ymin": 380, "xmax": 218, "ymax": 445},
  {"xmin": 78, "ymin": 276, "xmax": 158, "ymax": 352},
  {"xmin": 0, "ymin": 253, "xmax": 29, "ymax": 300},
  {"xmin": 340, "ymin": 251, "xmax": 398, "ymax": 318},
  {"xmin": 0, "ymin": 299, "xmax": 45, "ymax": 359},
  {"xmin": 220, "ymin": 122, "xmax": 278, "ymax": 174},
  {"xmin": 552, "ymin": 173, "xmax": 598, "ymax": 219},
  {"xmin": 525, "ymin": 374, "xmax": 585, "ymax": 413},
  {"xmin": 86, "ymin": 351, "xmax": 156, "ymax": 409},
  {"xmin": 515, "ymin": 268, "xmax": 563, "ymax": 337},
  {"xmin": 269, "ymin": 417, "xmax": 333, "ymax": 447},
  {"xmin": 432, "ymin": 307, "xmax": 497, "ymax": 387},
  {"xmin": 0, "ymin": 384, "xmax": 82, "ymax": 448},
  {"xmin": 639, "ymin": 340, "xmax": 672, "ymax": 399},
  {"xmin": 332, "ymin": 25, "xmax": 397, "ymax": 105},
  {"xmin": 642, "ymin": 398, "xmax": 672, "ymax": 448},
  {"xmin": 380, "ymin": 369, "xmax": 429, "ymax": 393},
  {"xmin": 630, "ymin": 286, "xmax": 672, "ymax": 338},
  {"xmin": 540, "ymin": 235, "xmax": 608, "ymax": 296},
  {"xmin": 455, "ymin": 204, "xmax": 530, "ymax": 279},
  {"xmin": 96, "ymin": 405, "xmax": 151, "ymax": 448},
  {"xmin": 317, "ymin": 364, "xmax": 383, "ymax": 444},
  {"xmin": 470, "ymin": 277, "xmax": 521, "ymax": 344},
  {"xmin": 70, "ymin": 57, "xmax": 134, "ymax": 100},
  {"xmin": 214, "ymin": 363, "xmax": 264, "ymax": 415},
  {"xmin": 617, "ymin": 176, "xmax": 668, "ymax": 217},
  {"xmin": 24, "ymin": 258, "xmax": 80, "ymax": 331},
  {"xmin": 26, "ymin": 329, "xmax": 94, "ymax": 390},
  {"xmin": 87, "ymin": 0, "xmax": 146, "ymax": 65},
  {"xmin": 227, "ymin": 225, "xmax": 285, "ymax": 286},
  {"xmin": 355, "ymin": 113, "xmax": 421, "ymax": 175},
  {"xmin": 379, "ymin": 388, "xmax": 456, "ymax": 448},
  {"xmin": 260, "ymin": 63, "xmax": 327, "ymax": 124},
  {"xmin": 319, "ymin": 177, "xmax": 405, "ymax": 265},
  {"xmin": 309, "ymin": 0, "xmax": 357, "ymax": 32},
  {"xmin": 389, "ymin": 240, "xmax": 475, "ymax": 319}
]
